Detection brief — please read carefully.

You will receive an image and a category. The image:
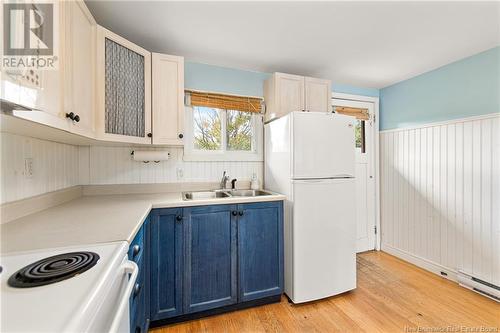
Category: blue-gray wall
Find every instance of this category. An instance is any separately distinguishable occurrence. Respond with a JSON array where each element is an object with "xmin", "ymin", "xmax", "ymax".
[
  {"xmin": 185, "ymin": 62, "xmax": 379, "ymax": 98},
  {"xmin": 380, "ymin": 47, "xmax": 500, "ymax": 130}
]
